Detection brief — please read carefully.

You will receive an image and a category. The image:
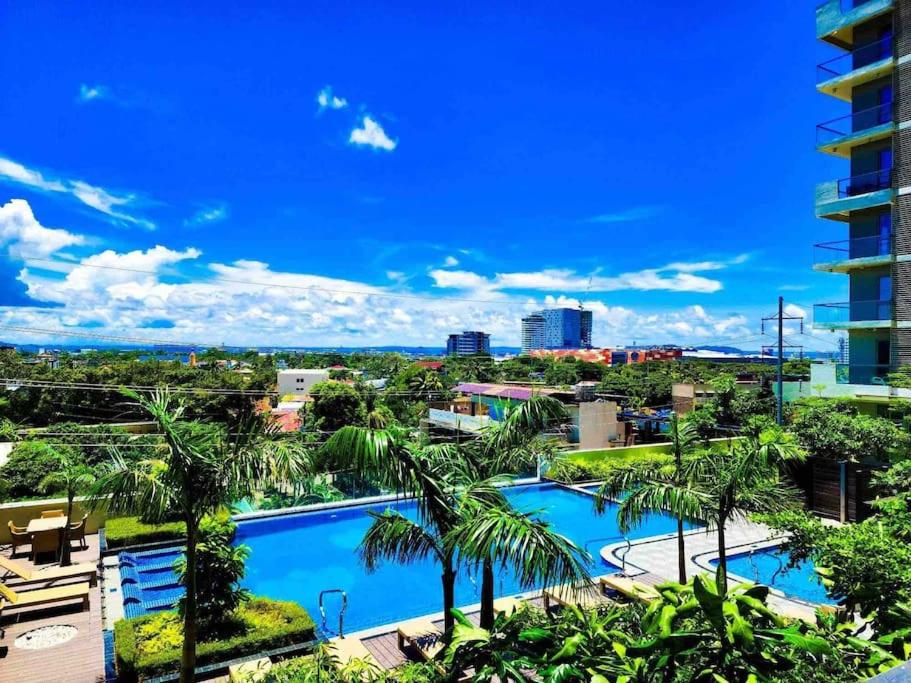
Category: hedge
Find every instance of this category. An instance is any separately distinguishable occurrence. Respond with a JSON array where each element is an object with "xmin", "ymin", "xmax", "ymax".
[
  {"xmin": 114, "ymin": 597, "xmax": 316, "ymax": 682},
  {"xmin": 105, "ymin": 516, "xmax": 186, "ymax": 549}
]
